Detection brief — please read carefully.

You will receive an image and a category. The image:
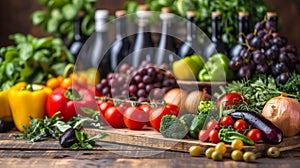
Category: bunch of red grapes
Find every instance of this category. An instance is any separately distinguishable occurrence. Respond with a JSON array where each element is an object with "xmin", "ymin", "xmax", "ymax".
[
  {"xmin": 96, "ymin": 61, "xmax": 178, "ymax": 102},
  {"xmin": 229, "ymin": 19, "xmax": 300, "ymax": 84}
]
